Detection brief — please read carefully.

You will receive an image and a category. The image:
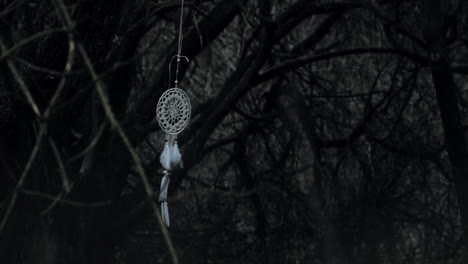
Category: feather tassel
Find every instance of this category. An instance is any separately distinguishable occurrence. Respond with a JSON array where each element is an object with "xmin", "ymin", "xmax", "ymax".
[
  {"xmin": 170, "ymin": 141, "xmax": 183, "ymax": 168},
  {"xmin": 159, "ymin": 171, "xmax": 170, "ymax": 202},
  {"xmin": 160, "ymin": 141, "xmax": 171, "ymax": 169},
  {"xmin": 161, "ymin": 201, "xmax": 170, "ymax": 227}
]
